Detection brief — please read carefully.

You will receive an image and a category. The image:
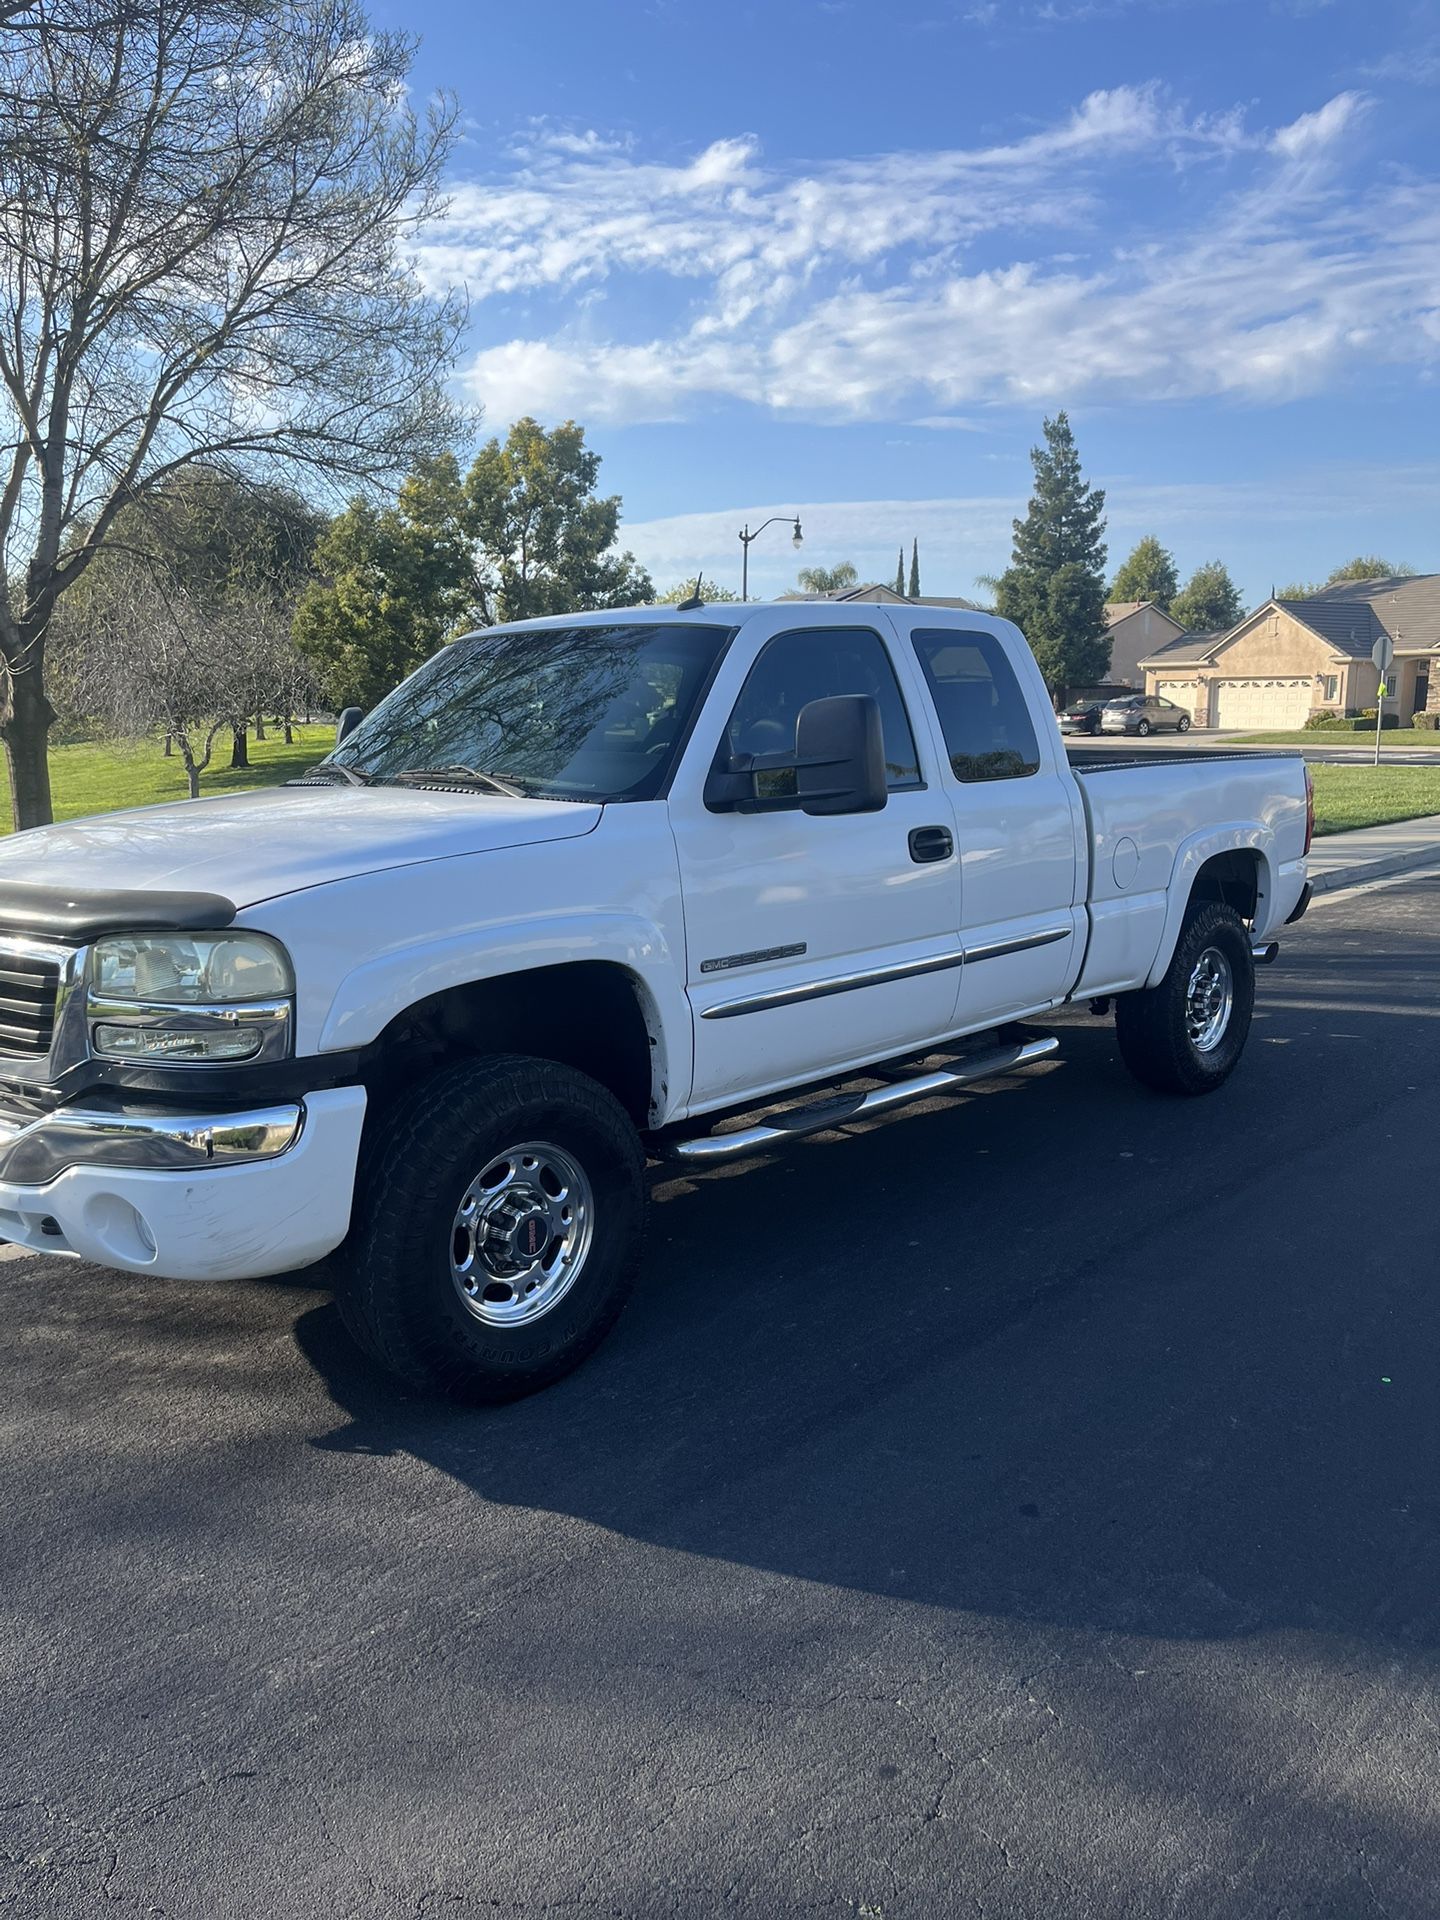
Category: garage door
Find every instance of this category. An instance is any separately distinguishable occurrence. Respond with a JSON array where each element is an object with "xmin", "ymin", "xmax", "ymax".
[
  {"xmin": 1212, "ymin": 678, "xmax": 1313, "ymax": 730},
  {"xmin": 1155, "ymin": 680, "xmax": 1199, "ymax": 718}
]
